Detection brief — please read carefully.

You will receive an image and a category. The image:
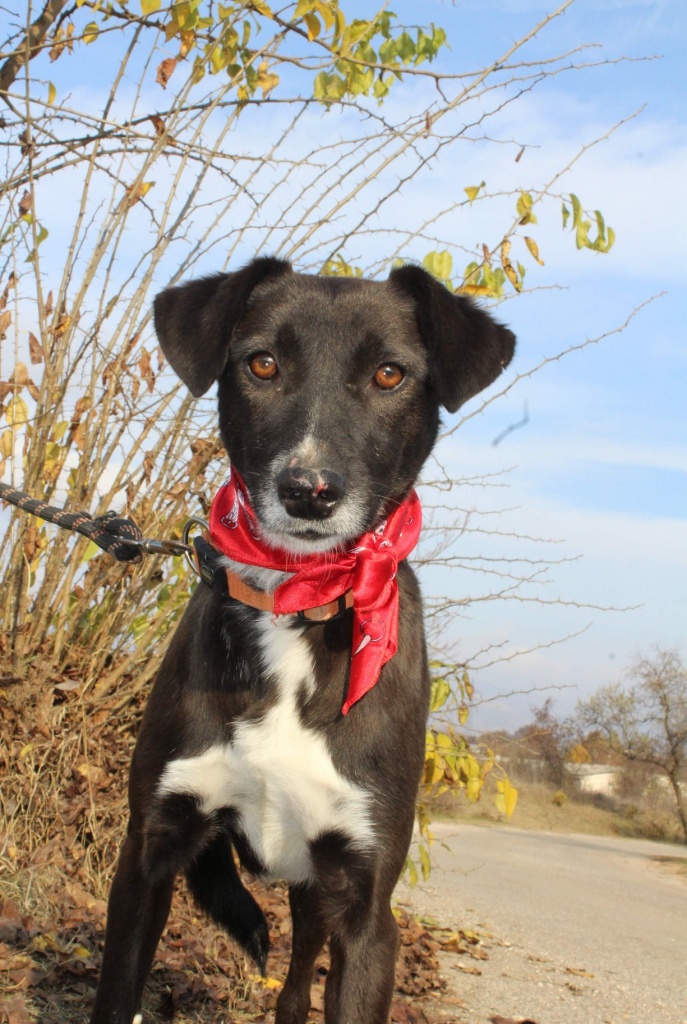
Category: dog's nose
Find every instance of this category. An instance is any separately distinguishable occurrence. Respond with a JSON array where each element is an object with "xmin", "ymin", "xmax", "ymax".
[{"xmin": 276, "ymin": 467, "xmax": 345, "ymax": 520}]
